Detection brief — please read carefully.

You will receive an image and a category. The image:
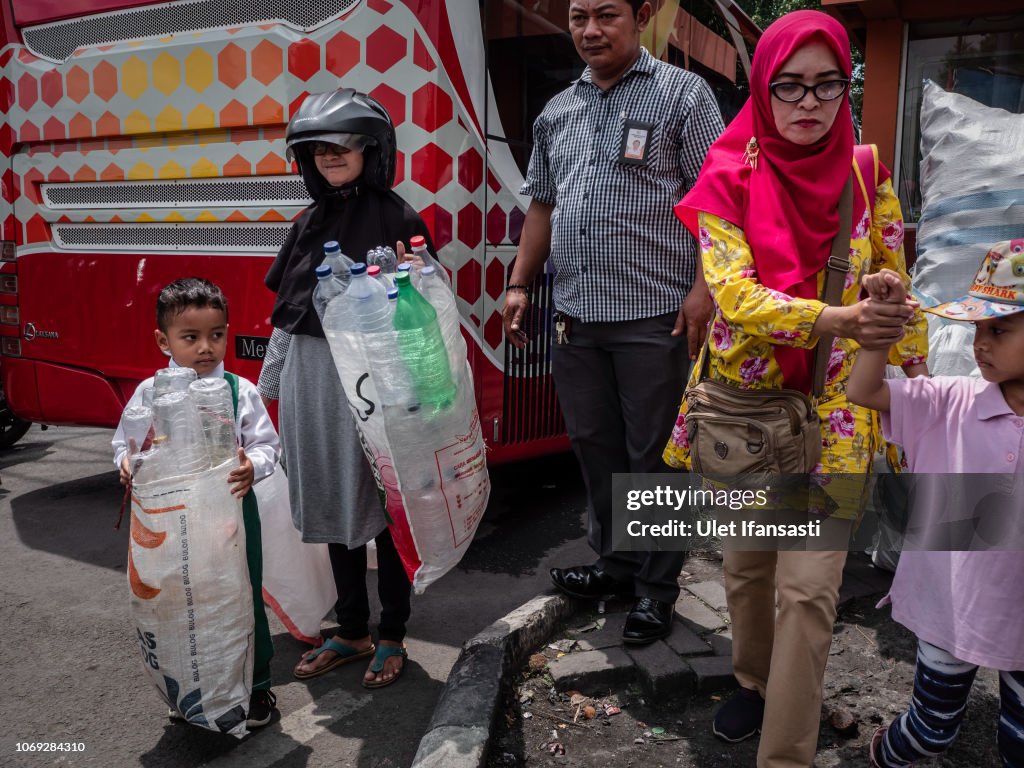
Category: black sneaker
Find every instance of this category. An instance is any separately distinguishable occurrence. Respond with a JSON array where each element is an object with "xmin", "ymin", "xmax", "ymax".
[
  {"xmin": 246, "ymin": 690, "xmax": 277, "ymax": 728},
  {"xmin": 712, "ymin": 687, "xmax": 764, "ymax": 743}
]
